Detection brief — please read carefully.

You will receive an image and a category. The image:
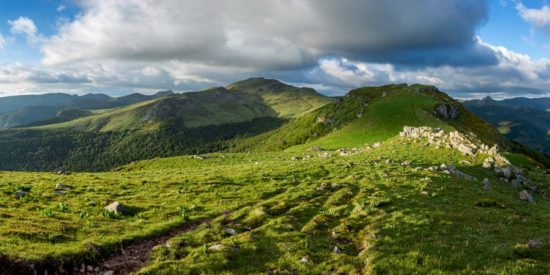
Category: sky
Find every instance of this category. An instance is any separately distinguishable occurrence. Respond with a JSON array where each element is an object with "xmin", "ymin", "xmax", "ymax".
[{"xmin": 2, "ymin": 0, "xmax": 550, "ymax": 98}]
